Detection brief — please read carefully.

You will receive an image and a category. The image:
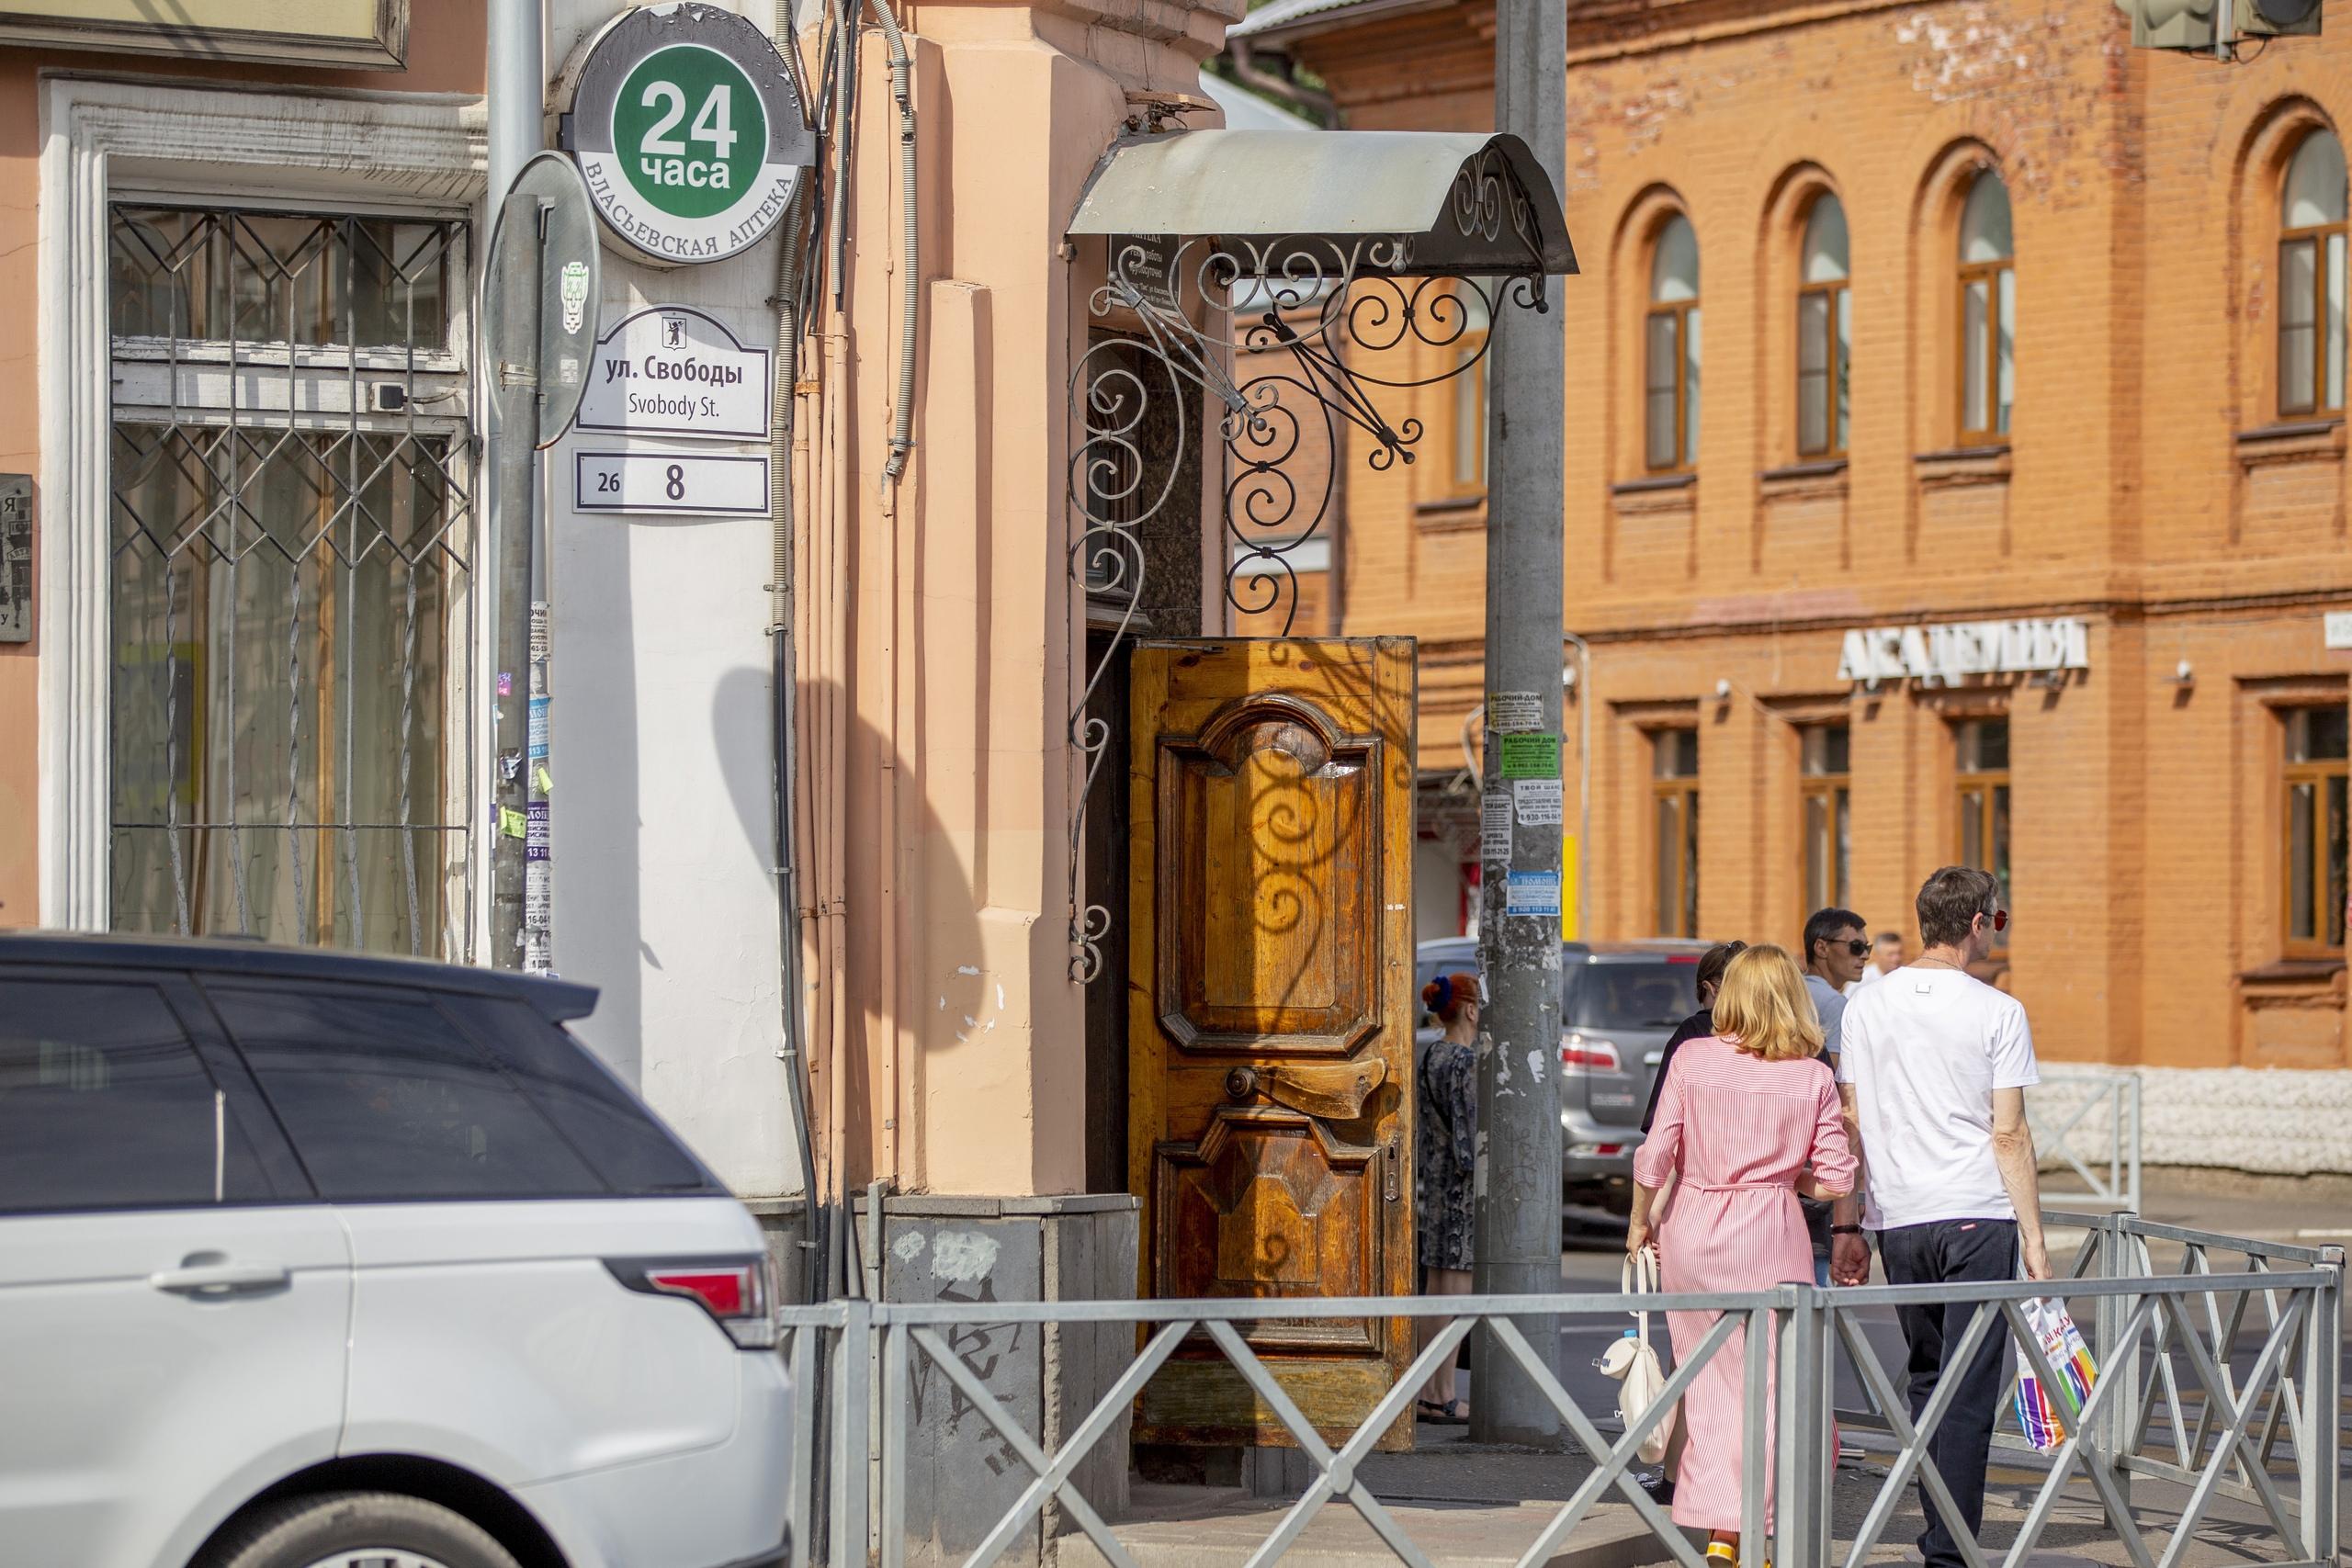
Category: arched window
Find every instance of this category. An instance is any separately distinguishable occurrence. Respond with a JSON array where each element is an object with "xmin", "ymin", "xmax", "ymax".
[
  {"xmin": 1796, "ymin": 194, "xmax": 1851, "ymax": 457},
  {"xmin": 1645, "ymin": 214, "xmax": 1700, "ymax": 471},
  {"xmin": 2279, "ymin": 130, "xmax": 2346, "ymax": 417},
  {"xmin": 1957, "ymin": 171, "xmax": 2014, "ymax": 442}
]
